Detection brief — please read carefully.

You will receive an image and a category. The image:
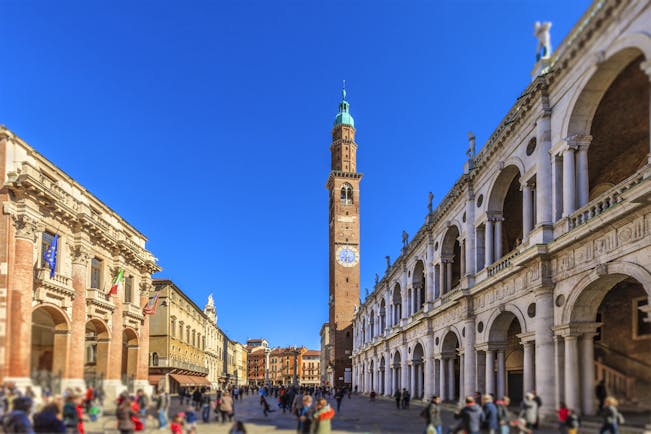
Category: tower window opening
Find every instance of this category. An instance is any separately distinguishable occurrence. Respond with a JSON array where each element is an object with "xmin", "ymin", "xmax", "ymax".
[{"xmin": 341, "ymin": 183, "xmax": 353, "ymax": 205}]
